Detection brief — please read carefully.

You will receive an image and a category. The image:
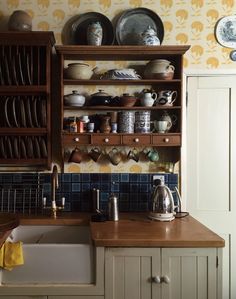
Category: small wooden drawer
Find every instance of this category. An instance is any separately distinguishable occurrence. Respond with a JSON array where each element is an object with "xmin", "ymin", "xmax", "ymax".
[
  {"xmin": 122, "ymin": 135, "xmax": 151, "ymax": 145},
  {"xmin": 62, "ymin": 134, "xmax": 91, "ymax": 145},
  {"xmin": 152, "ymin": 134, "xmax": 181, "ymax": 146},
  {"xmin": 91, "ymin": 134, "xmax": 121, "ymax": 145}
]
